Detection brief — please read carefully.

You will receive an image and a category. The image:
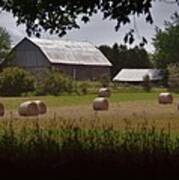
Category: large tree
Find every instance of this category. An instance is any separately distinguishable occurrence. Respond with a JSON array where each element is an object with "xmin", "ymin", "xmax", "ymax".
[
  {"xmin": 0, "ymin": 27, "xmax": 11, "ymax": 63},
  {"xmin": 0, "ymin": 0, "xmax": 165, "ymax": 44},
  {"xmin": 99, "ymin": 43, "xmax": 151, "ymax": 77},
  {"xmin": 153, "ymin": 14, "xmax": 179, "ymax": 69}
]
